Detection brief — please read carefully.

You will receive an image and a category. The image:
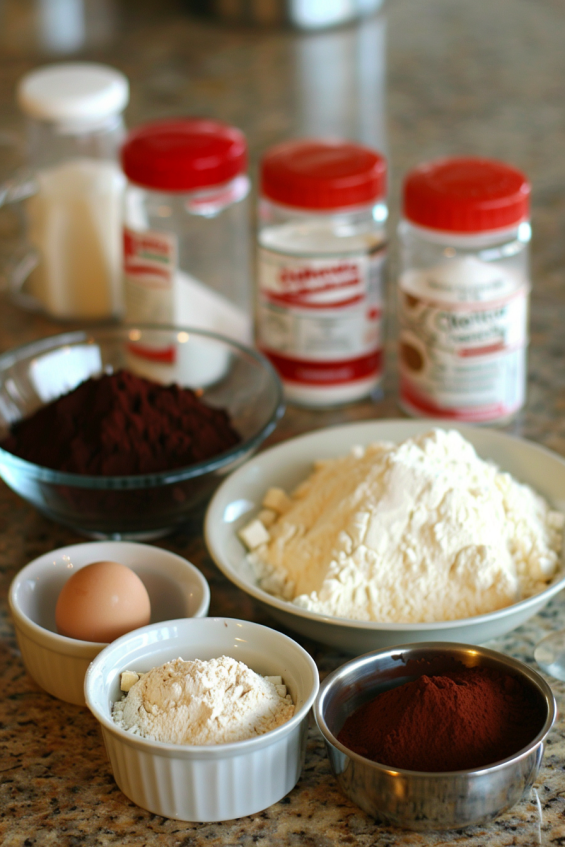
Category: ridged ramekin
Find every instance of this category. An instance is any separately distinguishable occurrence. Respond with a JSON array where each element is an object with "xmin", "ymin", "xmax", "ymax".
[
  {"xmin": 84, "ymin": 617, "xmax": 320, "ymax": 822},
  {"xmin": 9, "ymin": 540, "xmax": 210, "ymax": 706}
]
